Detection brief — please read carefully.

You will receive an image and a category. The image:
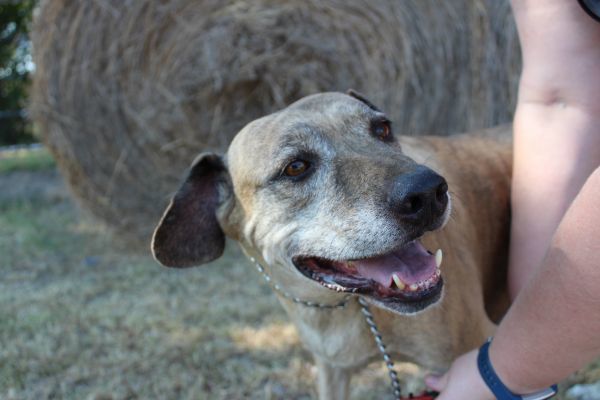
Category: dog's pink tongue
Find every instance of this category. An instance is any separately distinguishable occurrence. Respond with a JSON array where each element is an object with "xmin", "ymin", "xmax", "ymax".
[{"xmin": 354, "ymin": 241, "xmax": 436, "ymax": 287}]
